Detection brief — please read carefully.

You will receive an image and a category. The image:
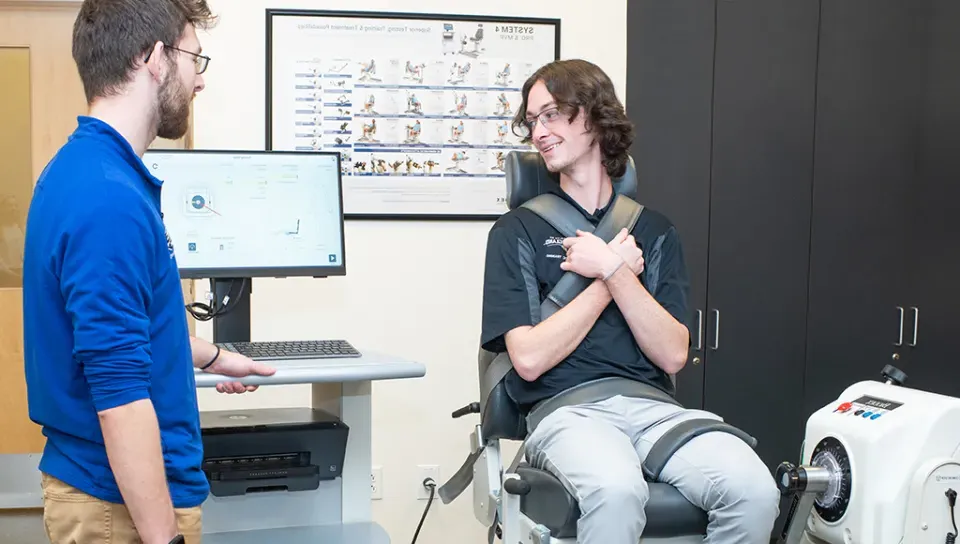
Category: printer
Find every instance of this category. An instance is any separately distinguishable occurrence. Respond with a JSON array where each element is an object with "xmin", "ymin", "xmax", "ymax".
[{"xmin": 199, "ymin": 406, "xmax": 349, "ymax": 497}]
